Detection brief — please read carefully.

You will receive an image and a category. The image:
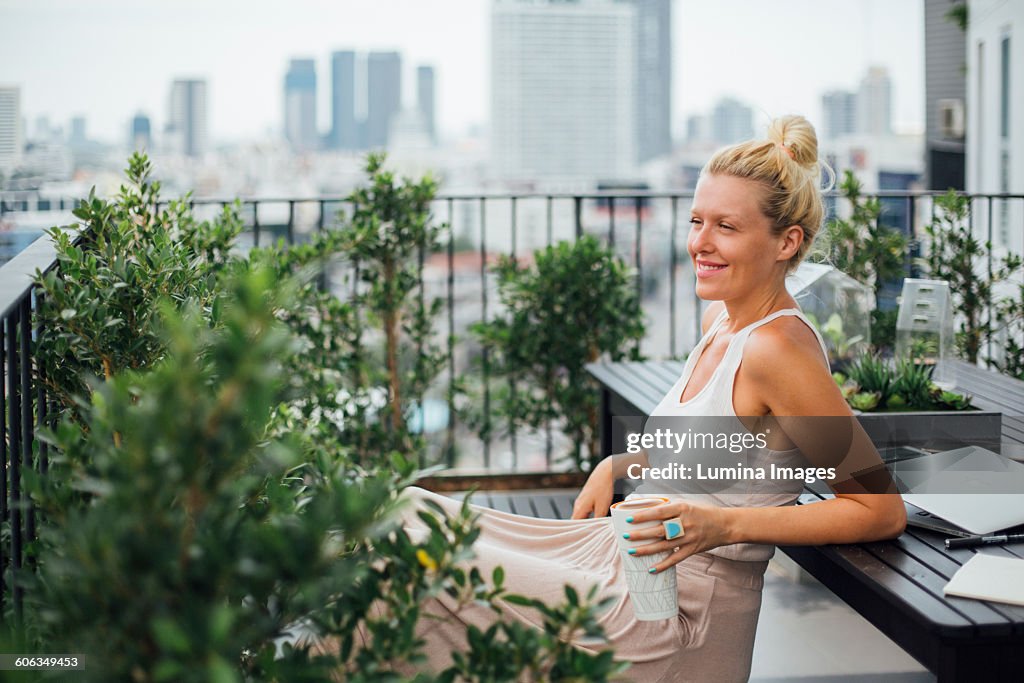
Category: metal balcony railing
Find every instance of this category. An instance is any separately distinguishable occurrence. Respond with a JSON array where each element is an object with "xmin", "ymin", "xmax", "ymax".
[{"xmin": 2, "ymin": 189, "xmax": 1024, "ymax": 620}]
